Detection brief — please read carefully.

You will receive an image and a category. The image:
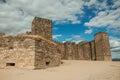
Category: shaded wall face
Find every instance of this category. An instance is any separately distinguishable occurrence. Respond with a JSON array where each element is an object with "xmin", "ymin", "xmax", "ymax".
[
  {"xmin": 95, "ymin": 34, "xmax": 105, "ymax": 60},
  {"xmin": 32, "ymin": 17, "xmax": 52, "ymax": 40},
  {"xmin": 77, "ymin": 44, "xmax": 84, "ymax": 60},
  {"xmin": 102, "ymin": 34, "xmax": 112, "ymax": 61},
  {"xmin": 95, "ymin": 33, "xmax": 112, "ymax": 61},
  {"xmin": 56, "ymin": 43, "xmax": 65, "ymax": 59},
  {"xmin": 60, "ymin": 42, "xmax": 92, "ymax": 60},
  {"xmin": 64, "ymin": 42, "xmax": 77, "ymax": 60},
  {"xmin": 35, "ymin": 40, "xmax": 61, "ymax": 69},
  {"xmin": 0, "ymin": 37, "xmax": 35, "ymax": 69},
  {"xmin": 90, "ymin": 41, "xmax": 96, "ymax": 60},
  {"xmin": 82, "ymin": 43, "xmax": 91, "ymax": 60}
]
